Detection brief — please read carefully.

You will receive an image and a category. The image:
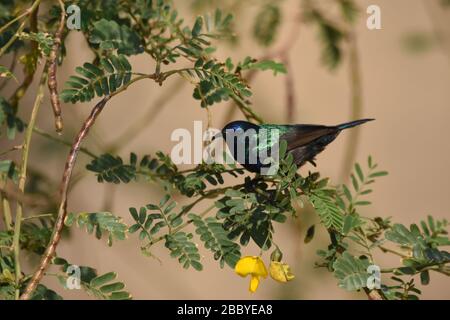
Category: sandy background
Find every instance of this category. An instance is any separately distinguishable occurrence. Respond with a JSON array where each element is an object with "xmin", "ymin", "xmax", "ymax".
[{"xmin": 1, "ymin": 0, "xmax": 450, "ymax": 299}]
